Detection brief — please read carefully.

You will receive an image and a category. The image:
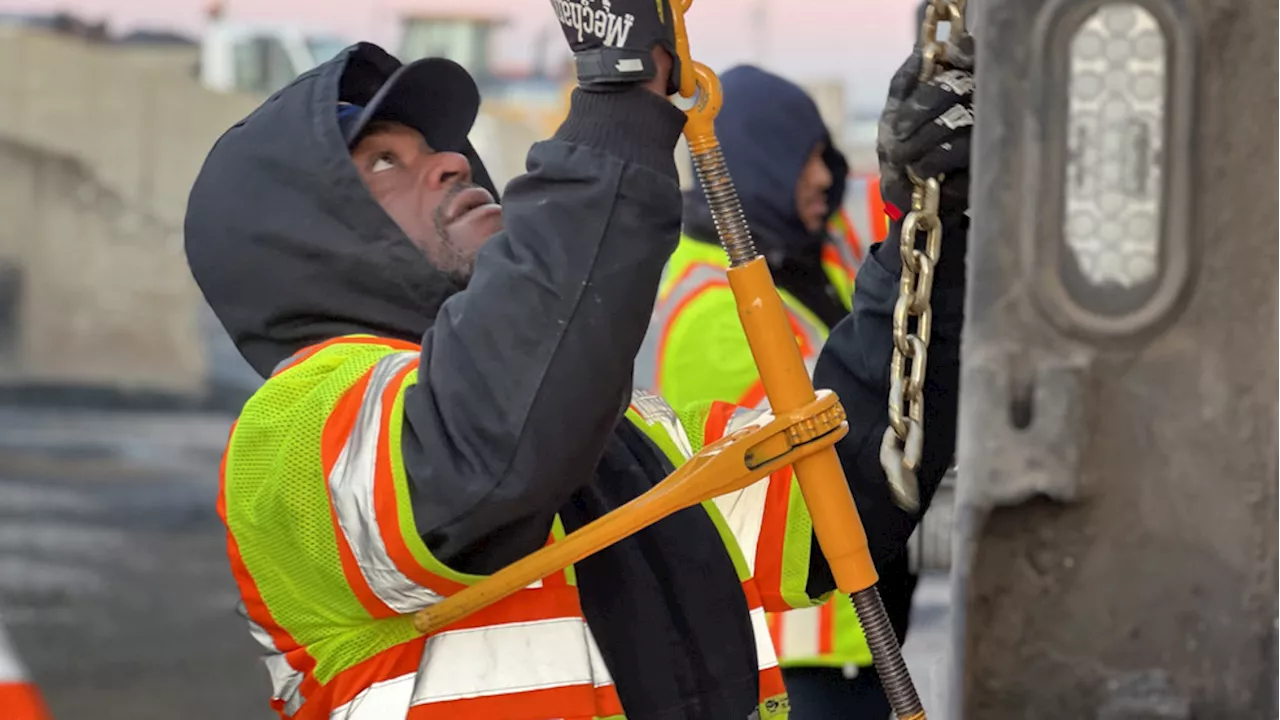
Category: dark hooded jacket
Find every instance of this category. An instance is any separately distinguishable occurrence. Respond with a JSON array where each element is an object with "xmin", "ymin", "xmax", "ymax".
[
  {"xmin": 684, "ymin": 65, "xmax": 850, "ymax": 329},
  {"xmin": 186, "ymin": 43, "xmax": 963, "ymax": 719}
]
